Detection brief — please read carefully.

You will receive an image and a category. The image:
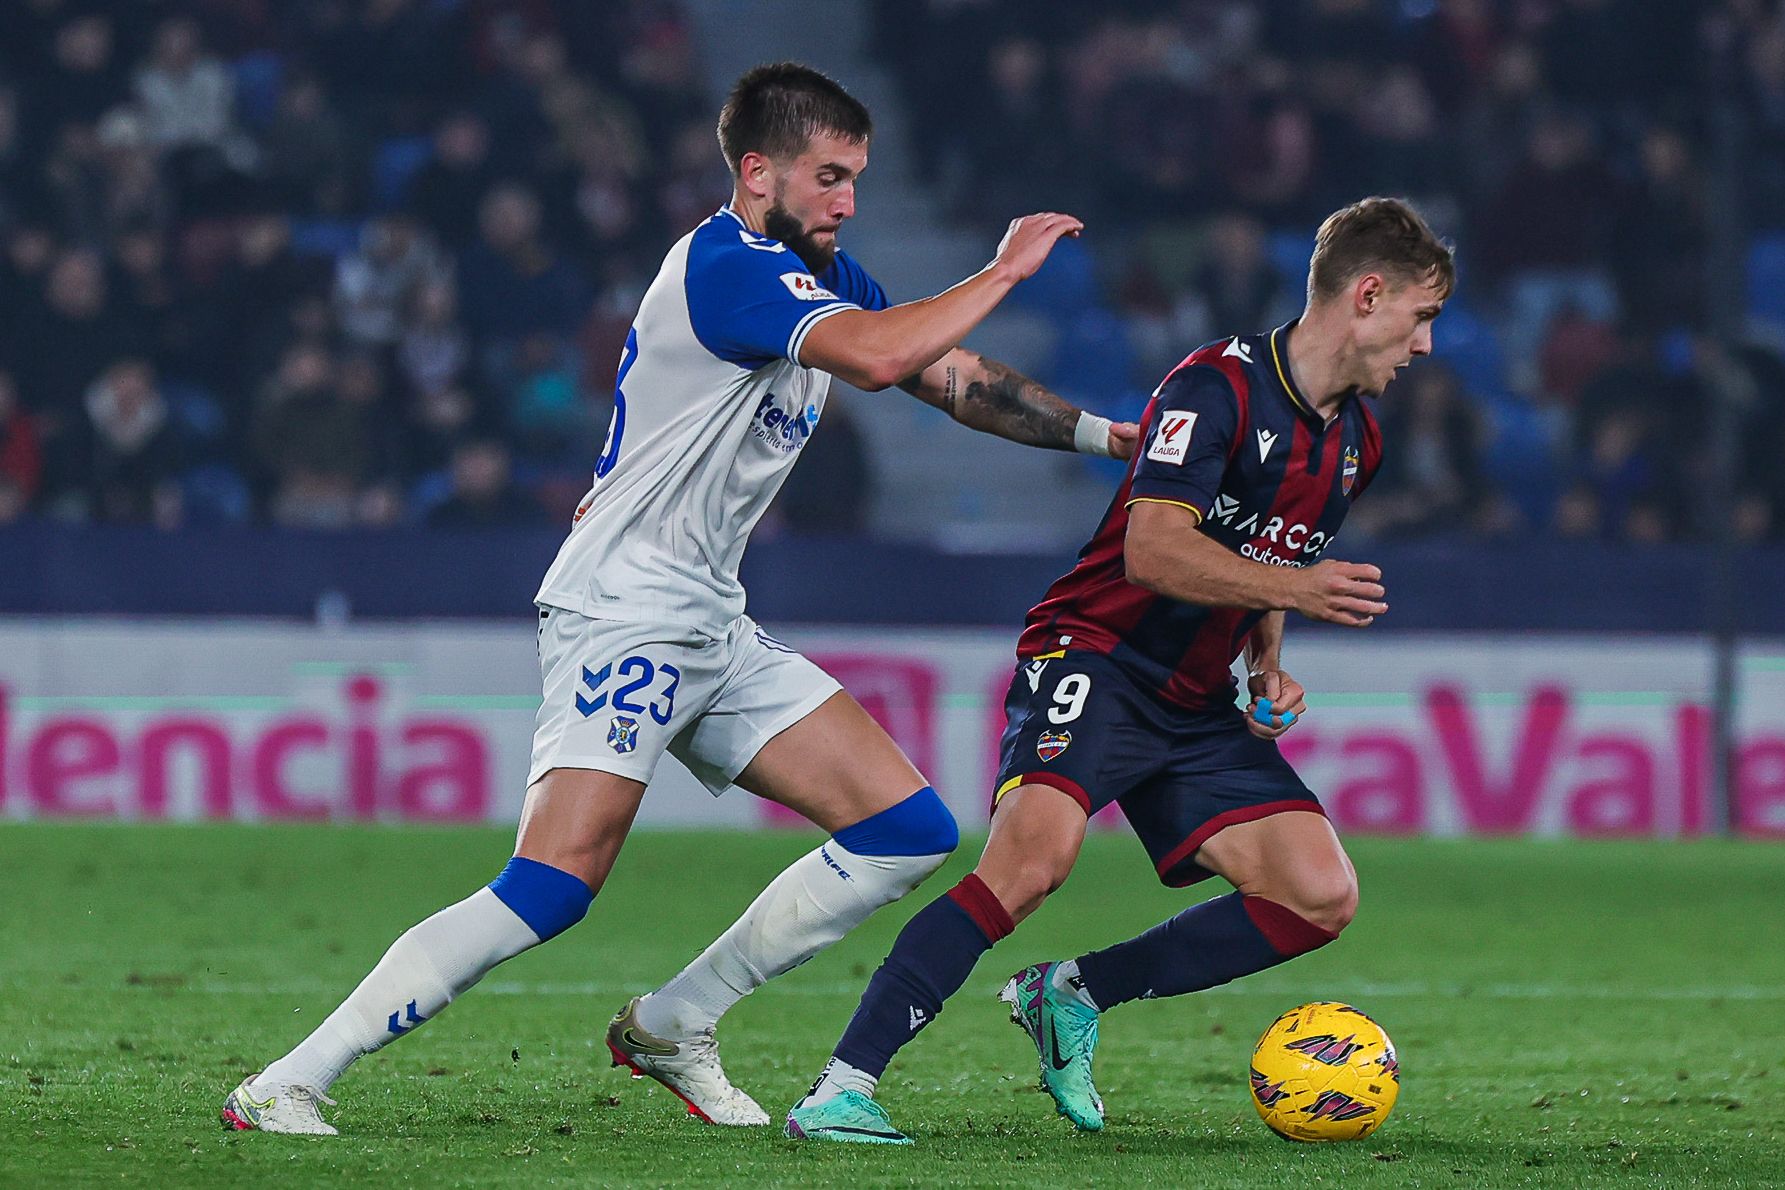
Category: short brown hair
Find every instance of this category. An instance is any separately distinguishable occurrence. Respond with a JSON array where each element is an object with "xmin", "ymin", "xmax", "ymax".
[
  {"xmin": 1307, "ymin": 197, "xmax": 1454, "ymax": 303},
  {"xmin": 717, "ymin": 63, "xmax": 872, "ymax": 174}
]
